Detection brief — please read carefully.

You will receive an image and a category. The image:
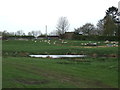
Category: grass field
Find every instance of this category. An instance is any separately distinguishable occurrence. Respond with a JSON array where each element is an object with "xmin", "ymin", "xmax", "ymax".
[{"xmin": 2, "ymin": 39, "xmax": 118, "ymax": 88}]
